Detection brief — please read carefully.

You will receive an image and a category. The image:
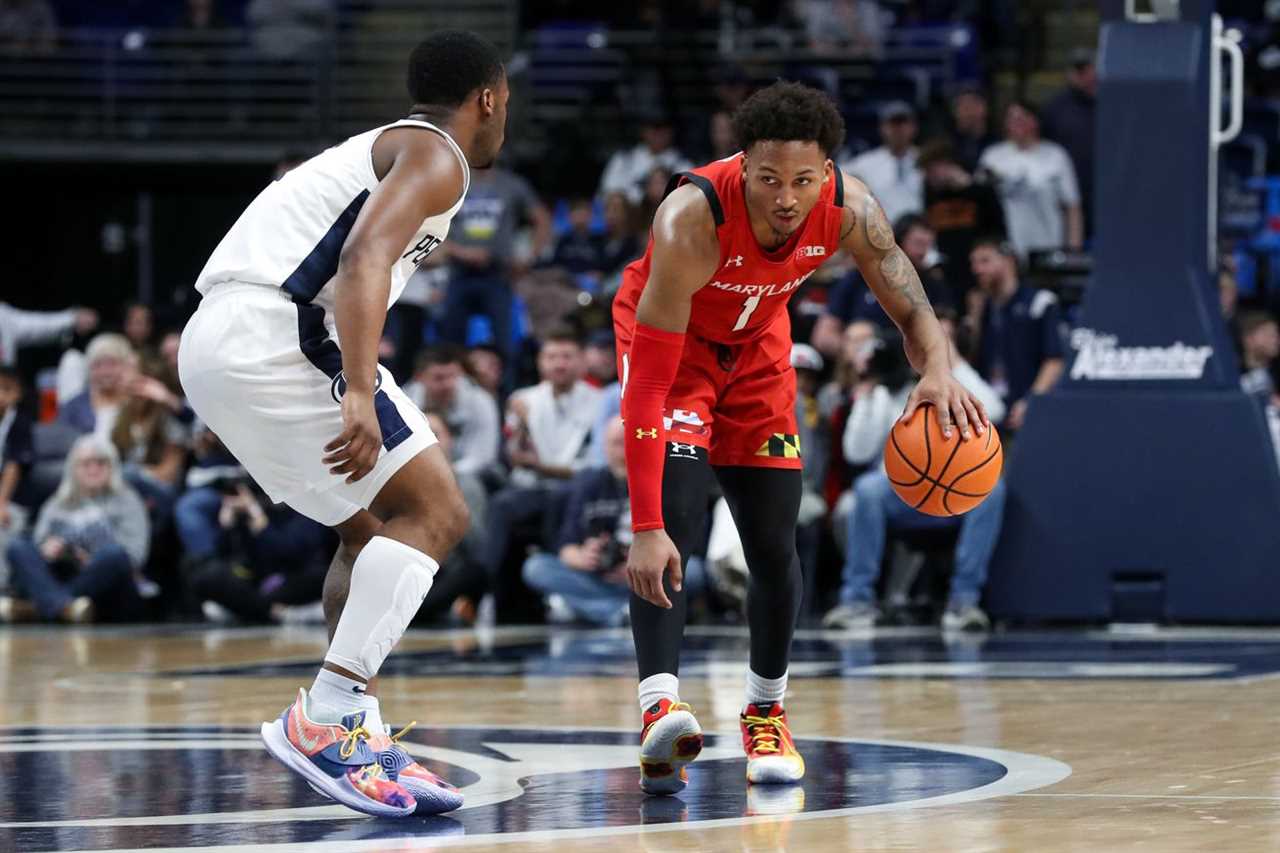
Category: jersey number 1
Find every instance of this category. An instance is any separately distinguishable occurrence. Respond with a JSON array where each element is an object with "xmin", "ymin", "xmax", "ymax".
[{"xmin": 732, "ymin": 295, "xmax": 761, "ymax": 332}]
